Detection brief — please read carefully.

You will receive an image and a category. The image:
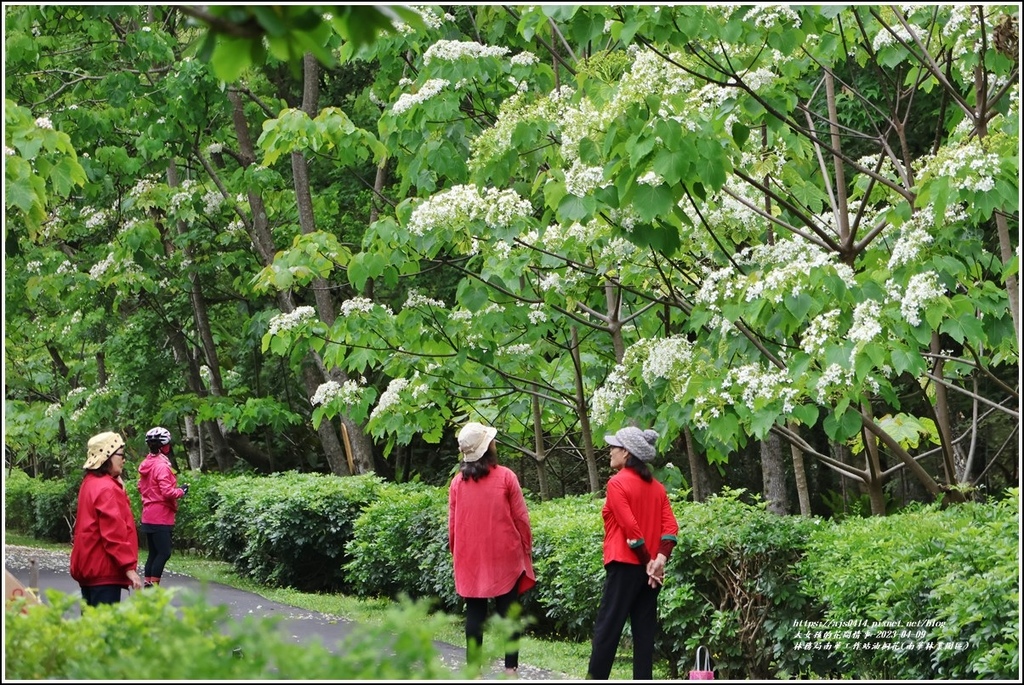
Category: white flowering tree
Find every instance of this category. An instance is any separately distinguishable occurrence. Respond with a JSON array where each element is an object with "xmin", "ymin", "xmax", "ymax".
[
  {"xmin": 5, "ymin": 5, "xmax": 1018, "ymax": 513},
  {"xmin": 261, "ymin": 5, "xmax": 1018, "ymax": 510}
]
